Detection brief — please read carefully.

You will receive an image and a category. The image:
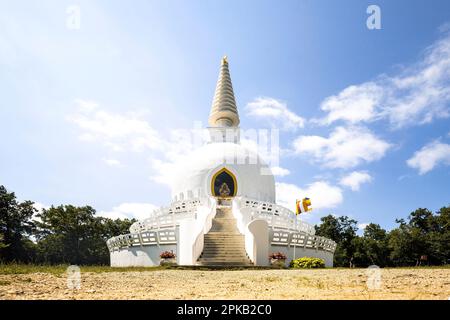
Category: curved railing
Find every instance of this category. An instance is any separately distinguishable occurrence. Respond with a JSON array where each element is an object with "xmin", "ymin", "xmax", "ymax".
[
  {"xmin": 235, "ymin": 197, "xmax": 336, "ymax": 253},
  {"xmin": 236, "ymin": 197, "xmax": 316, "ymax": 235},
  {"xmin": 129, "ymin": 198, "xmax": 204, "ymax": 233},
  {"xmin": 107, "ymin": 198, "xmax": 206, "ymax": 251},
  {"xmin": 270, "ymin": 229, "xmax": 336, "ymax": 252}
]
